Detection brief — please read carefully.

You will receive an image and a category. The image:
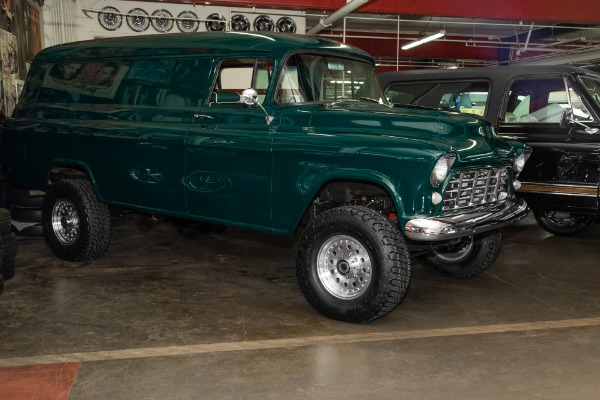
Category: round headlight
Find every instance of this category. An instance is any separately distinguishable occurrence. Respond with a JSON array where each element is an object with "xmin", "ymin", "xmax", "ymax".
[{"xmin": 430, "ymin": 154, "xmax": 457, "ymax": 187}]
